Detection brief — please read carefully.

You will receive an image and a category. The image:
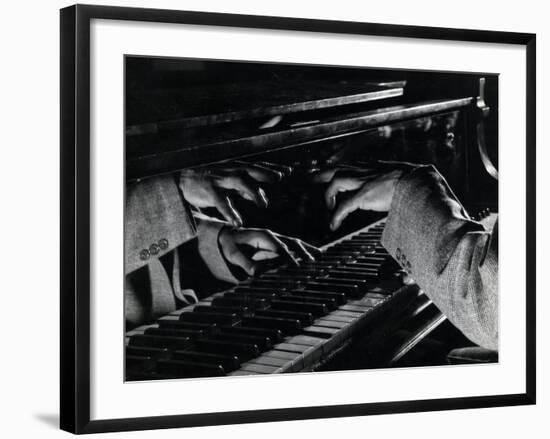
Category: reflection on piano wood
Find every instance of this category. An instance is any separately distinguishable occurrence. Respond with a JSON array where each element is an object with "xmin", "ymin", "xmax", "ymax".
[{"xmin": 125, "ymin": 218, "xmax": 437, "ymax": 380}]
